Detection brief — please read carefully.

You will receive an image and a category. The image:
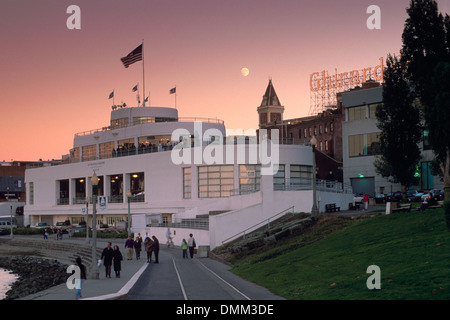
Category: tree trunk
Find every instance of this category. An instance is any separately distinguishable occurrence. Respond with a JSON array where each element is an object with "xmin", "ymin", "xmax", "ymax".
[
  {"xmin": 401, "ymin": 184, "xmax": 407, "ymax": 203},
  {"xmin": 442, "ymin": 150, "xmax": 450, "ymax": 201}
]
